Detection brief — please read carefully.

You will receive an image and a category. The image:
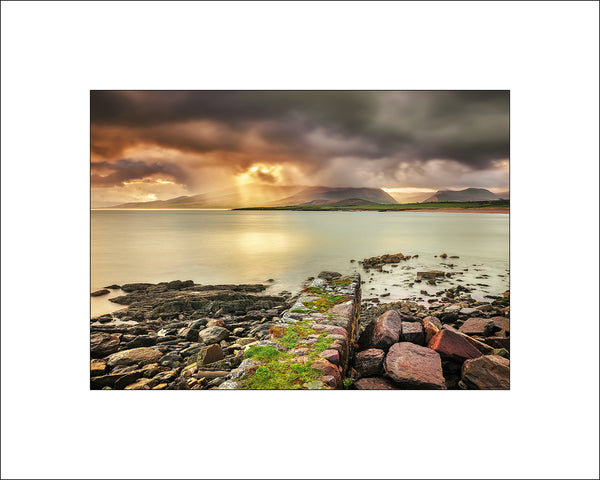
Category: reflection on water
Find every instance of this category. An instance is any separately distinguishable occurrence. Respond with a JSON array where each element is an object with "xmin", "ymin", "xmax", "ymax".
[{"xmin": 91, "ymin": 210, "xmax": 509, "ymax": 316}]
